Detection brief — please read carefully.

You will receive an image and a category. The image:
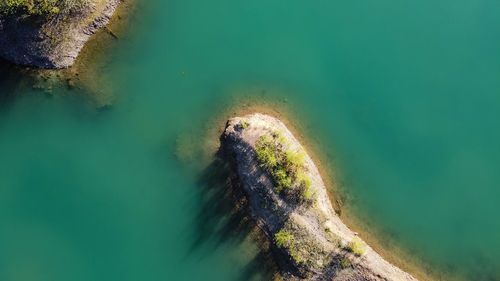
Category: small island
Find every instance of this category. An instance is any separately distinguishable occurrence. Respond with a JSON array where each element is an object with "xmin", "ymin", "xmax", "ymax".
[
  {"xmin": 0, "ymin": 0, "xmax": 119, "ymax": 68},
  {"xmin": 222, "ymin": 113, "xmax": 417, "ymax": 280}
]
